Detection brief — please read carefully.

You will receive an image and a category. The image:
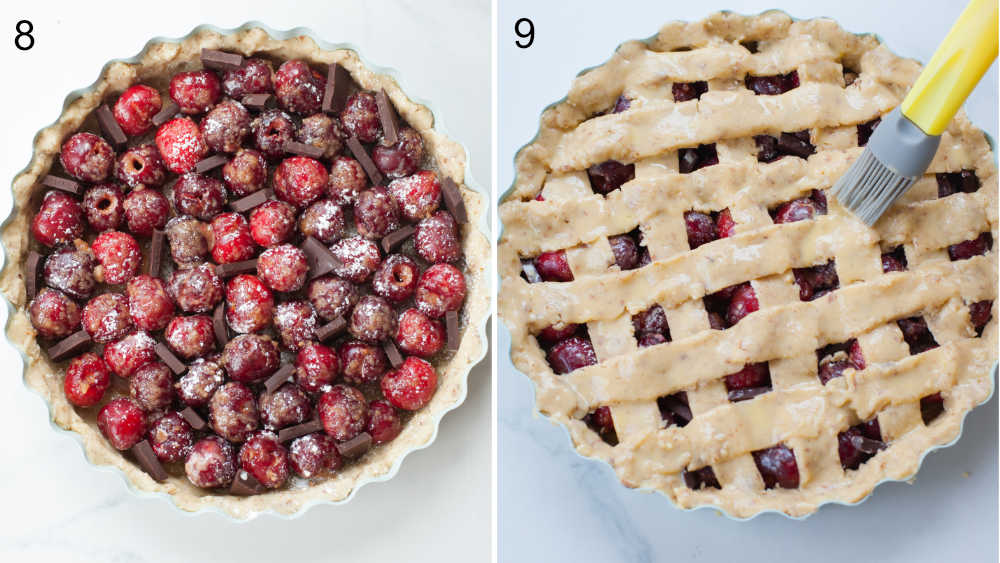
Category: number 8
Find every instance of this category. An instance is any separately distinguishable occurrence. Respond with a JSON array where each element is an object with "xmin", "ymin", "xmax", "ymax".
[{"xmin": 15, "ymin": 20, "xmax": 34, "ymax": 51}]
